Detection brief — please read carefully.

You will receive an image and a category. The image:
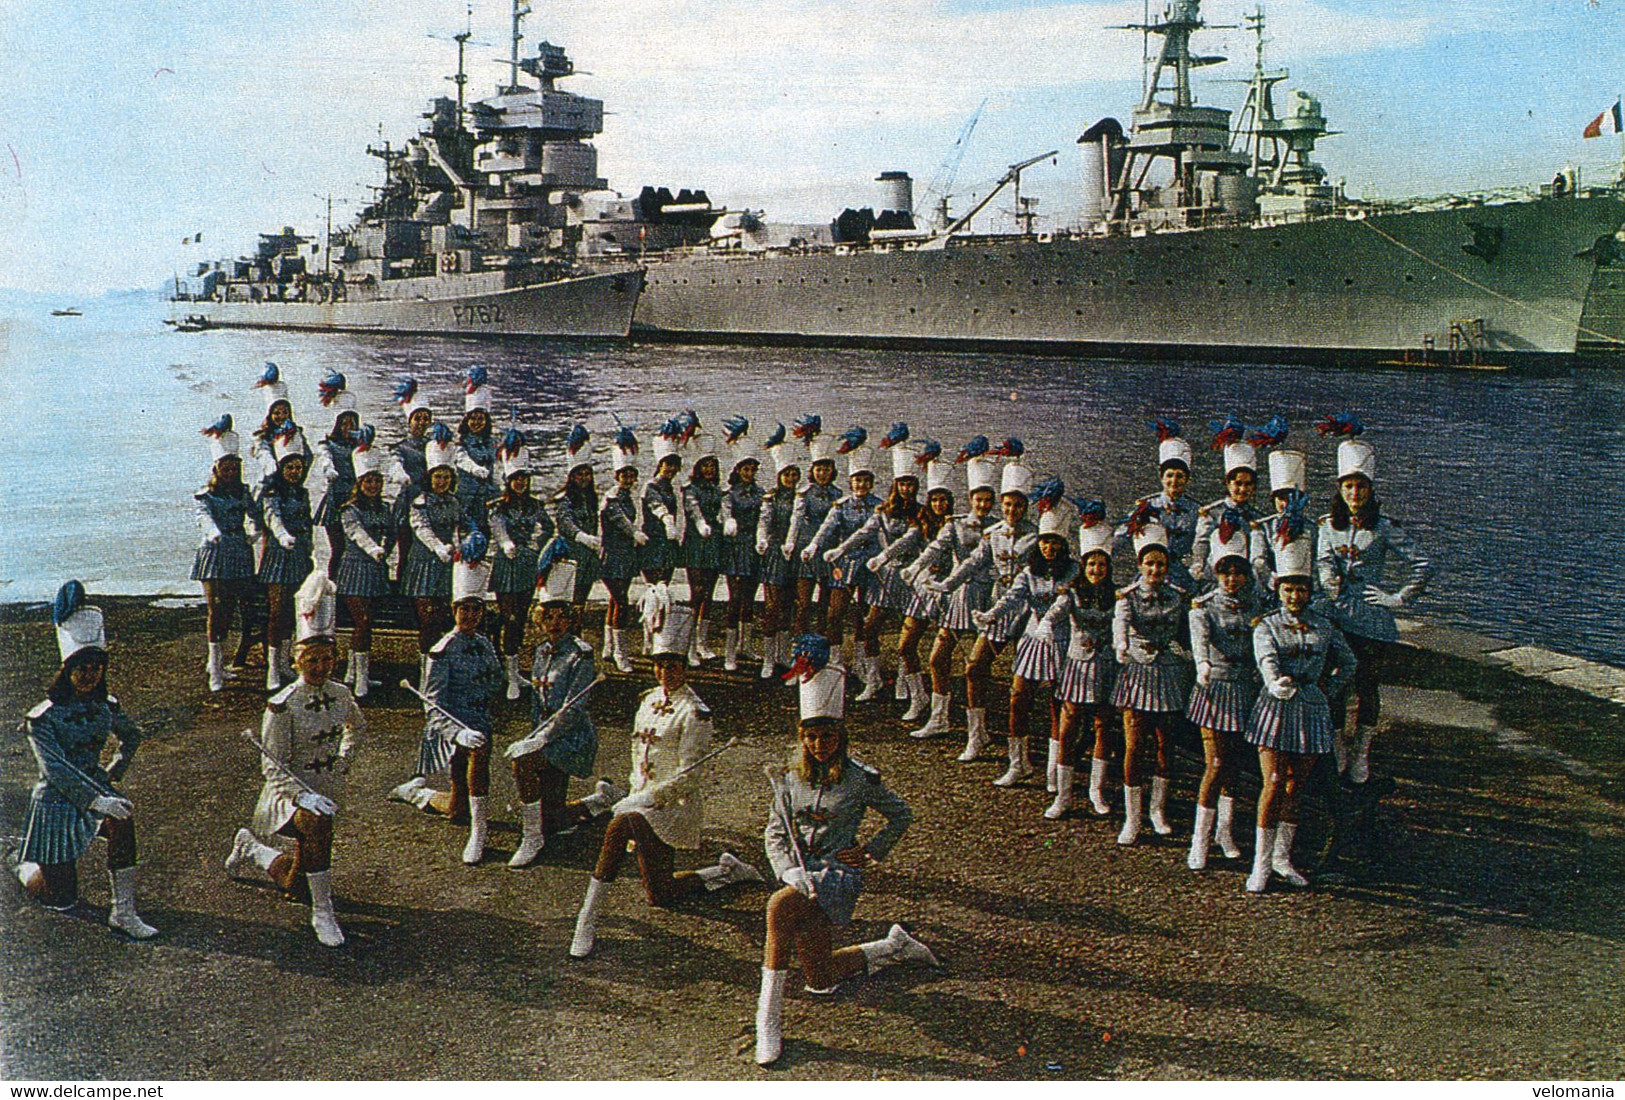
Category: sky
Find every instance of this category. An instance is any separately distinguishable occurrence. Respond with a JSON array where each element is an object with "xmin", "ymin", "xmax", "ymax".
[{"xmin": 1, "ymin": 0, "xmax": 1623, "ymax": 295}]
